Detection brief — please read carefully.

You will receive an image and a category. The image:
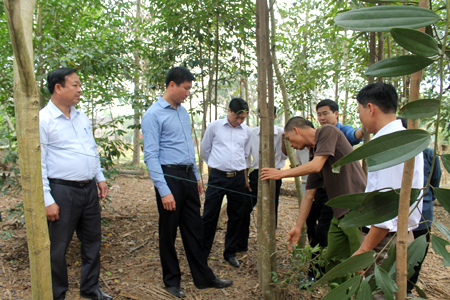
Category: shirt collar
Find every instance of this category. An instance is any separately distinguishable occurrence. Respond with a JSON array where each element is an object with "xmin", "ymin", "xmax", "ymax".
[
  {"xmin": 373, "ymin": 119, "xmax": 404, "ymax": 140},
  {"xmin": 47, "ymin": 100, "xmax": 79, "ymax": 119},
  {"xmin": 158, "ymin": 95, "xmax": 179, "ymax": 109},
  {"xmin": 222, "ymin": 117, "xmax": 246, "ymax": 129}
]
